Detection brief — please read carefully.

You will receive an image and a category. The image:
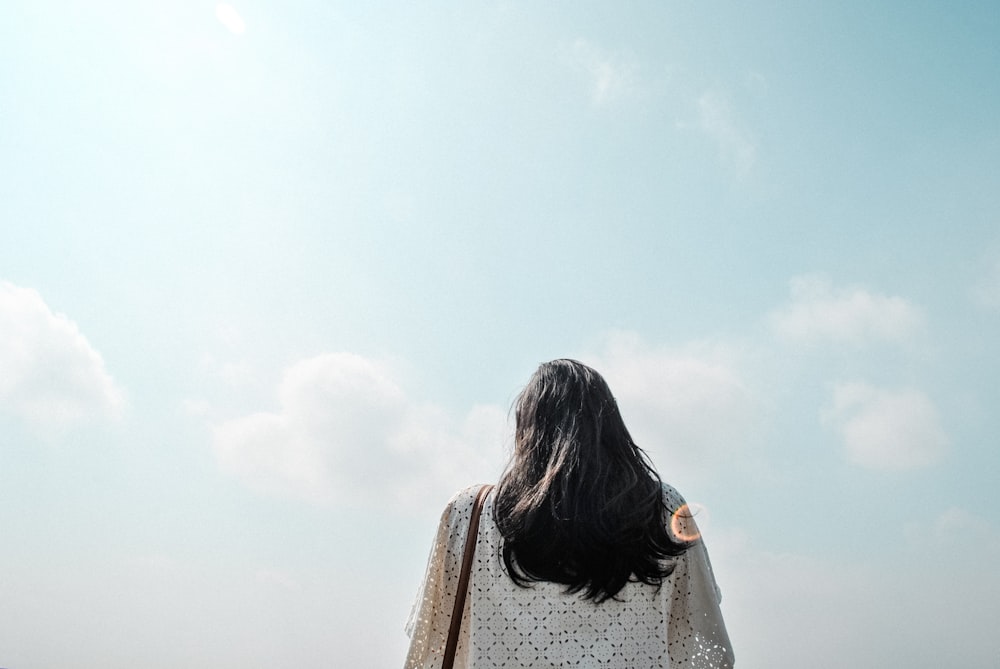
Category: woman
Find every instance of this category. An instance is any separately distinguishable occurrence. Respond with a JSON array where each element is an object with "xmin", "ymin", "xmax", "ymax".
[{"xmin": 405, "ymin": 359, "xmax": 734, "ymax": 668}]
